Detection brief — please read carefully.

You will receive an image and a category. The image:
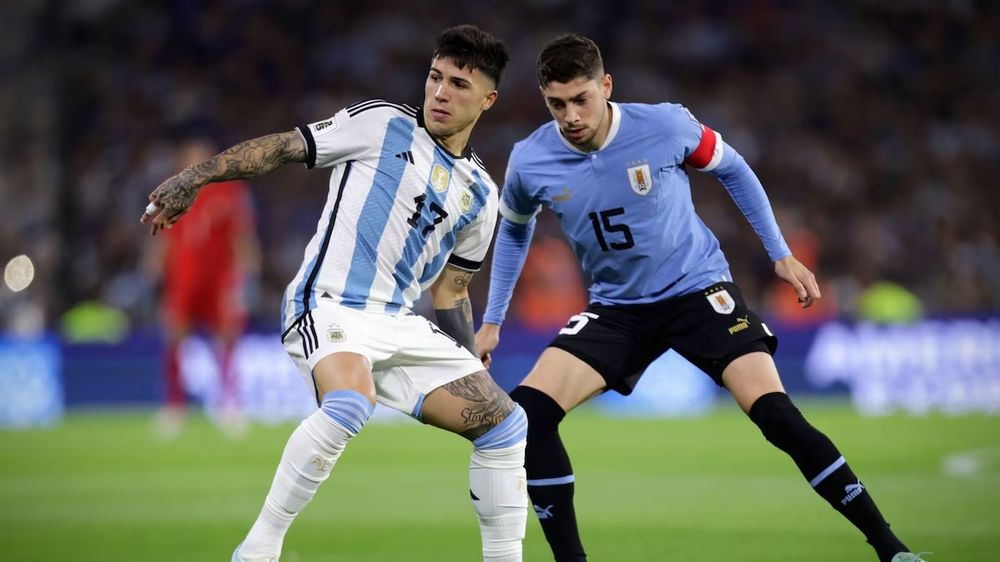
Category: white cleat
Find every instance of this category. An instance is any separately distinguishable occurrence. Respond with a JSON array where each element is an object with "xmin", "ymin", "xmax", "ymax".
[
  {"xmin": 891, "ymin": 553, "xmax": 932, "ymax": 562},
  {"xmin": 231, "ymin": 543, "xmax": 278, "ymax": 562}
]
